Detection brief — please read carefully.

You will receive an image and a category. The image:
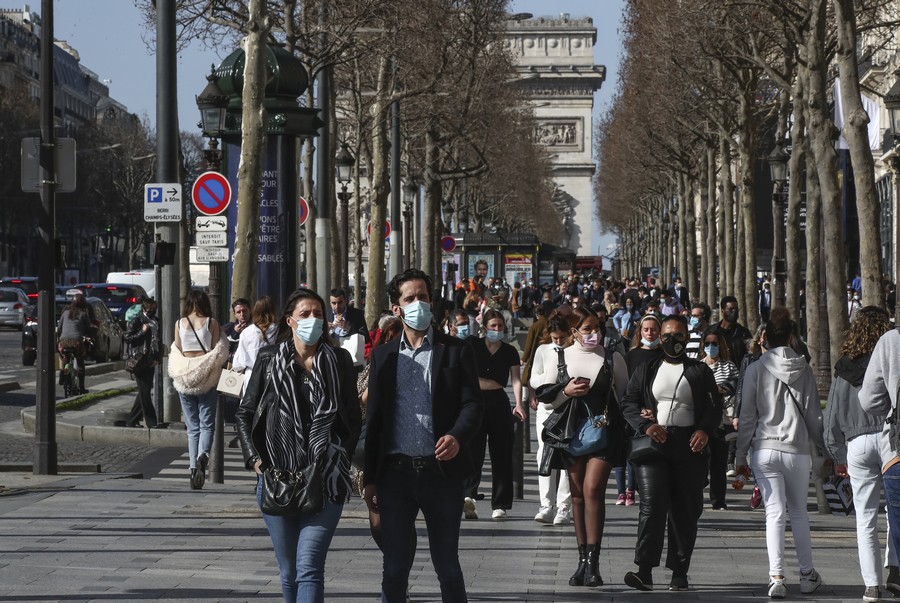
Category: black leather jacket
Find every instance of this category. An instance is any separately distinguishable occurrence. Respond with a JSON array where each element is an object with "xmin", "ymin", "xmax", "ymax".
[
  {"xmin": 124, "ymin": 313, "xmax": 160, "ymax": 360},
  {"xmin": 235, "ymin": 344, "xmax": 362, "ymax": 471},
  {"xmin": 620, "ymin": 355, "xmax": 723, "ymax": 437}
]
